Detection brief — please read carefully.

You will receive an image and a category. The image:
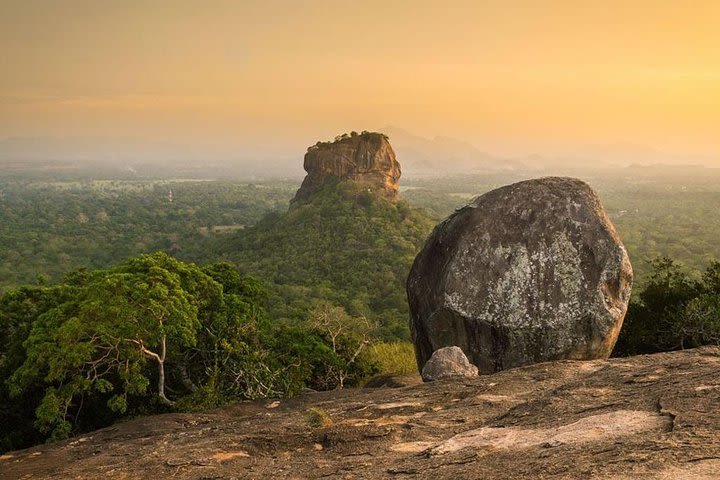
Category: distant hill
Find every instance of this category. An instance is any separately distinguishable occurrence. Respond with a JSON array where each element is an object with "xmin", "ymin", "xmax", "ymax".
[
  {"xmin": 225, "ymin": 132, "xmax": 436, "ymax": 338},
  {"xmin": 379, "ymin": 126, "xmax": 524, "ymax": 174},
  {"xmin": 228, "ymin": 180, "xmax": 435, "ymax": 339}
]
